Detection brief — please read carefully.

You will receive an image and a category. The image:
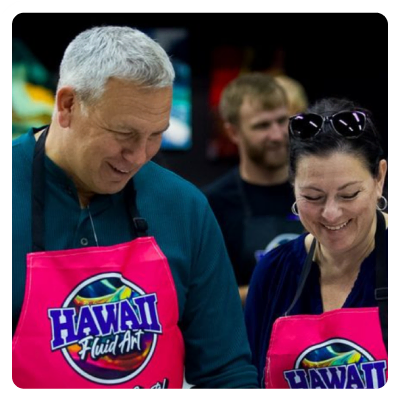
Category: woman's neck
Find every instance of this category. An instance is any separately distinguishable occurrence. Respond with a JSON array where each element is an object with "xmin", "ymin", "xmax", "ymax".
[
  {"xmin": 314, "ymin": 217, "xmax": 377, "ymax": 282},
  {"xmin": 316, "ymin": 238, "xmax": 374, "ymax": 283}
]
